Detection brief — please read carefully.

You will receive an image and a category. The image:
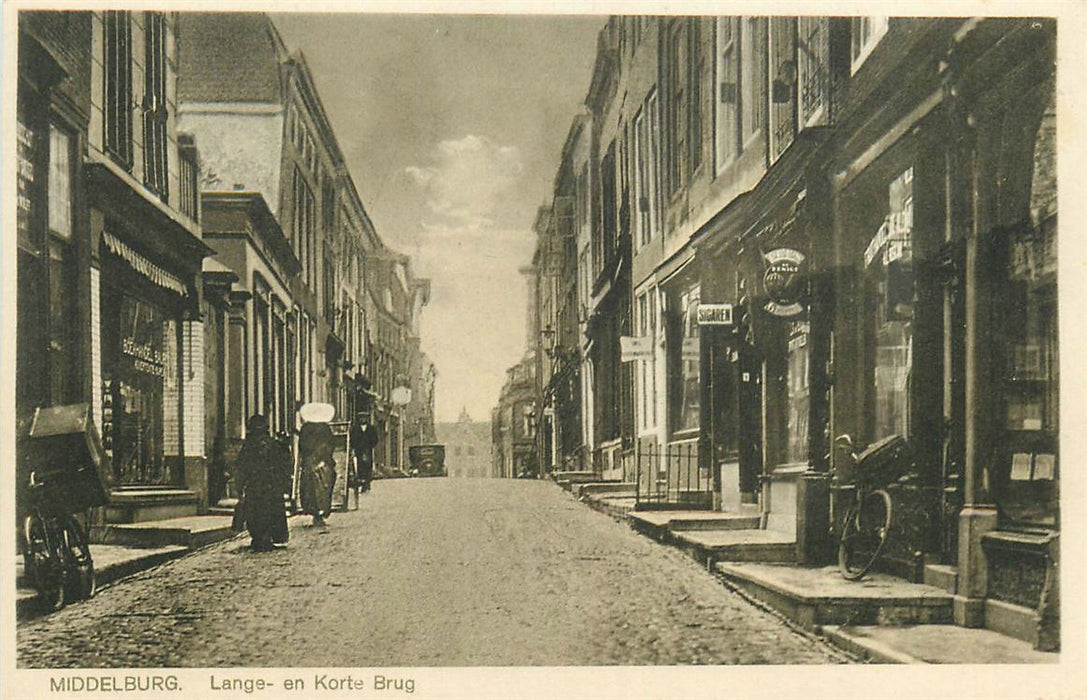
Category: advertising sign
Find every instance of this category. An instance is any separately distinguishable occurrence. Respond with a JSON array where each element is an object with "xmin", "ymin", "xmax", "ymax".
[
  {"xmin": 762, "ymin": 248, "xmax": 807, "ymax": 318},
  {"xmin": 697, "ymin": 303, "xmax": 734, "ymax": 326},
  {"xmin": 619, "ymin": 335, "xmax": 653, "ymax": 363}
]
